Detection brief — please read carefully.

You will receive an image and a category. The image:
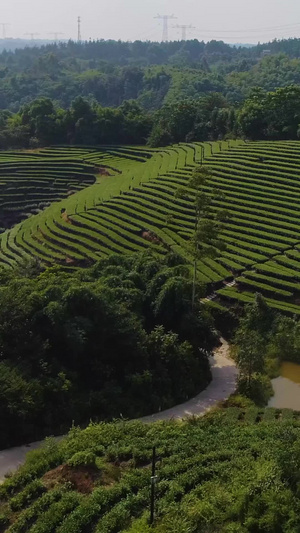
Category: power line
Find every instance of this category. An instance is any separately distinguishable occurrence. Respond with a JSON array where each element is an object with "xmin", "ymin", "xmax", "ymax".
[
  {"xmin": 48, "ymin": 32, "xmax": 64, "ymax": 42},
  {"xmin": 193, "ymin": 23, "xmax": 300, "ymax": 35},
  {"xmin": 173, "ymin": 24, "xmax": 196, "ymax": 40},
  {"xmin": 154, "ymin": 14, "xmax": 177, "ymax": 41}
]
